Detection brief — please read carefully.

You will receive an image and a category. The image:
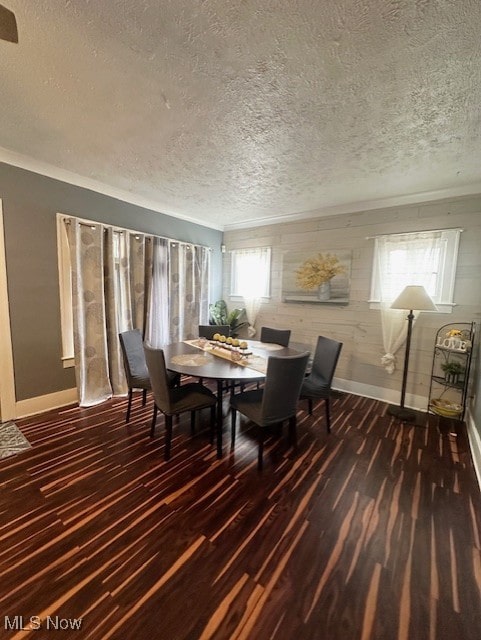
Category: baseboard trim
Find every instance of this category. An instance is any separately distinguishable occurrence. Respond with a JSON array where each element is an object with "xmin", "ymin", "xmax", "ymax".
[
  {"xmin": 334, "ymin": 377, "xmax": 427, "ymax": 411},
  {"xmin": 466, "ymin": 408, "xmax": 481, "ymax": 491},
  {"xmin": 15, "ymin": 388, "xmax": 78, "ymax": 419}
]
